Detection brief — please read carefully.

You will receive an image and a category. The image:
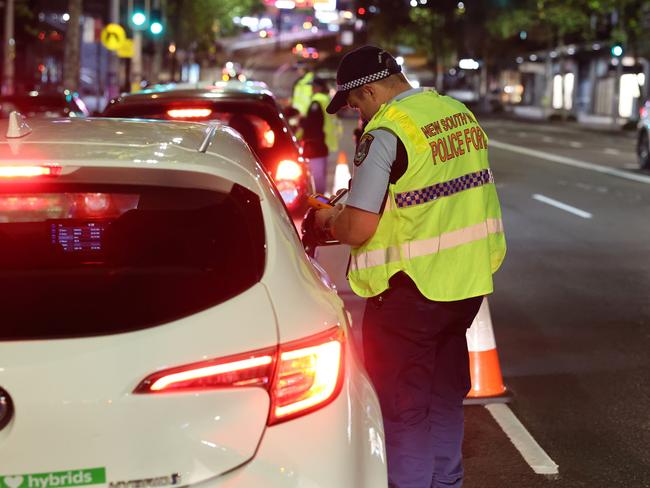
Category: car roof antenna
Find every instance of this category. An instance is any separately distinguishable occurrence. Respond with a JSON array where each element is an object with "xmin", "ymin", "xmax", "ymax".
[{"xmin": 6, "ymin": 111, "xmax": 32, "ymax": 139}]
